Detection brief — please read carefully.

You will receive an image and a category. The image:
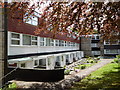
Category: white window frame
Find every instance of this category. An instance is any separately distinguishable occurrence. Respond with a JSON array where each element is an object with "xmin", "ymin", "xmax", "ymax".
[
  {"xmin": 40, "ymin": 37, "xmax": 45, "ymax": 46},
  {"xmin": 55, "ymin": 40, "xmax": 59, "ymax": 46},
  {"xmin": 11, "ymin": 32, "xmax": 21, "ymax": 46},
  {"xmin": 50, "ymin": 39, "xmax": 54, "ymax": 46},
  {"xmin": 31, "ymin": 36, "xmax": 38, "ymax": 46}
]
